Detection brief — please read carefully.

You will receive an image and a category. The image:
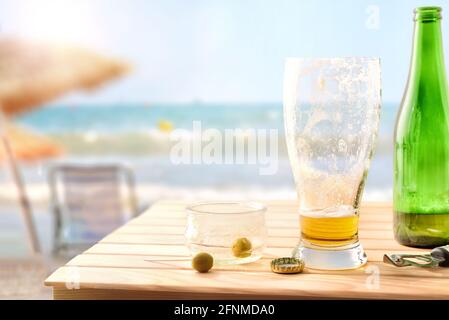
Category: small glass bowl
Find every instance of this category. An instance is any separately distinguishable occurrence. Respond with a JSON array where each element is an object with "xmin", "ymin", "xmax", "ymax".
[{"xmin": 185, "ymin": 201, "xmax": 267, "ymax": 265}]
